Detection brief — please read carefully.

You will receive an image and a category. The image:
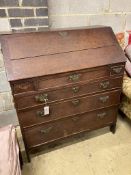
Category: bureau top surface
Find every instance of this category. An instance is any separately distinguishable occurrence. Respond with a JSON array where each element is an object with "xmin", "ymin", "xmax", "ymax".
[{"xmin": 1, "ymin": 26, "xmax": 126, "ymax": 81}]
